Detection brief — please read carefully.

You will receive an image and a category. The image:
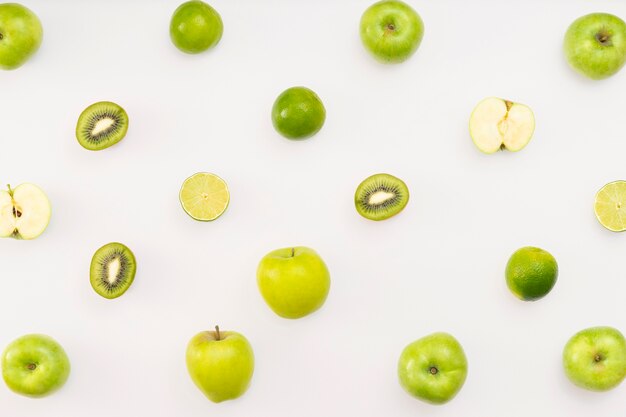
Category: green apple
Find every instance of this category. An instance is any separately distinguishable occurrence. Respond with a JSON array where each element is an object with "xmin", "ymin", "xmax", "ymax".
[
  {"xmin": 398, "ymin": 332, "xmax": 468, "ymax": 405},
  {"xmin": 170, "ymin": 0, "xmax": 223, "ymax": 54},
  {"xmin": 359, "ymin": 0, "xmax": 424, "ymax": 63},
  {"xmin": 0, "ymin": 3, "xmax": 43, "ymax": 70},
  {"xmin": 186, "ymin": 326, "xmax": 254, "ymax": 403},
  {"xmin": 257, "ymin": 246, "xmax": 330, "ymax": 319},
  {"xmin": 563, "ymin": 326, "xmax": 626, "ymax": 391},
  {"xmin": 0, "ymin": 183, "xmax": 51, "ymax": 240},
  {"xmin": 469, "ymin": 97, "xmax": 535, "ymax": 154},
  {"xmin": 564, "ymin": 13, "xmax": 626, "ymax": 80},
  {"xmin": 2, "ymin": 334, "xmax": 70, "ymax": 398}
]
